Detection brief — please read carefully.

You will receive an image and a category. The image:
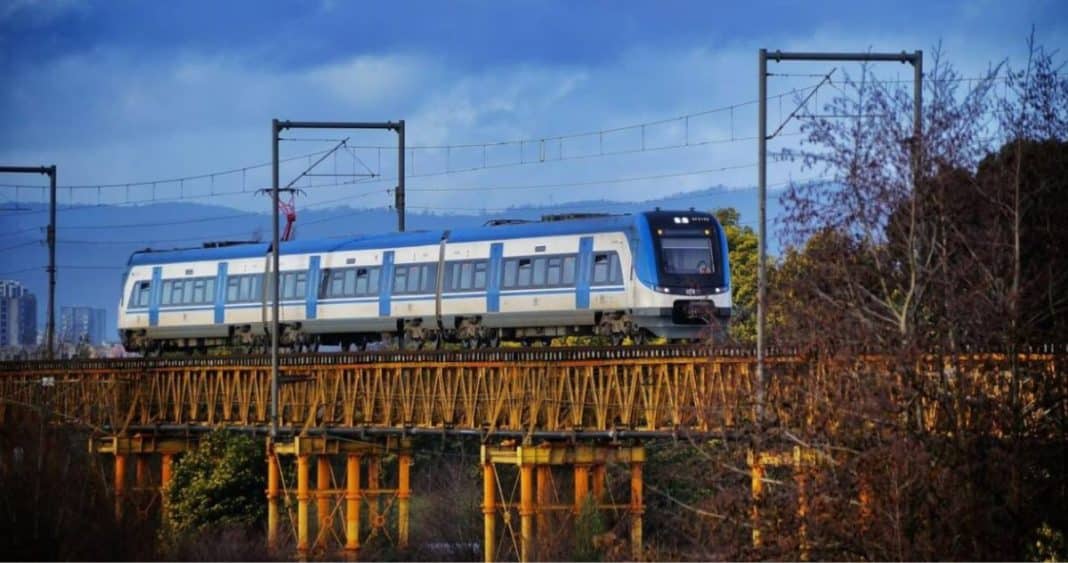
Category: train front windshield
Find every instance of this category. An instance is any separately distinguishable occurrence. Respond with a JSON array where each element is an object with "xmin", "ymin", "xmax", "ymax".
[{"xmin": 660, "ymin": 237, "xmax": 715, "ymax": 275}]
